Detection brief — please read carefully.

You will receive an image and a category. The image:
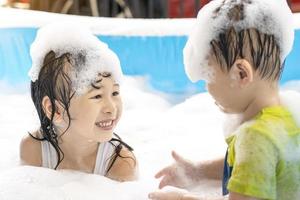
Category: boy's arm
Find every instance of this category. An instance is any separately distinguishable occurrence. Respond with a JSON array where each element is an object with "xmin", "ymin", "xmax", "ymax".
[
  {"xmin": 182, "ymin": 193, "xmax": 261, "ymax": 200},
  {"xmin": 155, "ymin": 151, "xmax": 225, "ymax": 190},
  {"xmin": 196, "ymin": 157, "xmax": 224, "ymax": 180},
  {"xmin": 149, "ymin": 191, "xmax": 261, "ymax": 200}
]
